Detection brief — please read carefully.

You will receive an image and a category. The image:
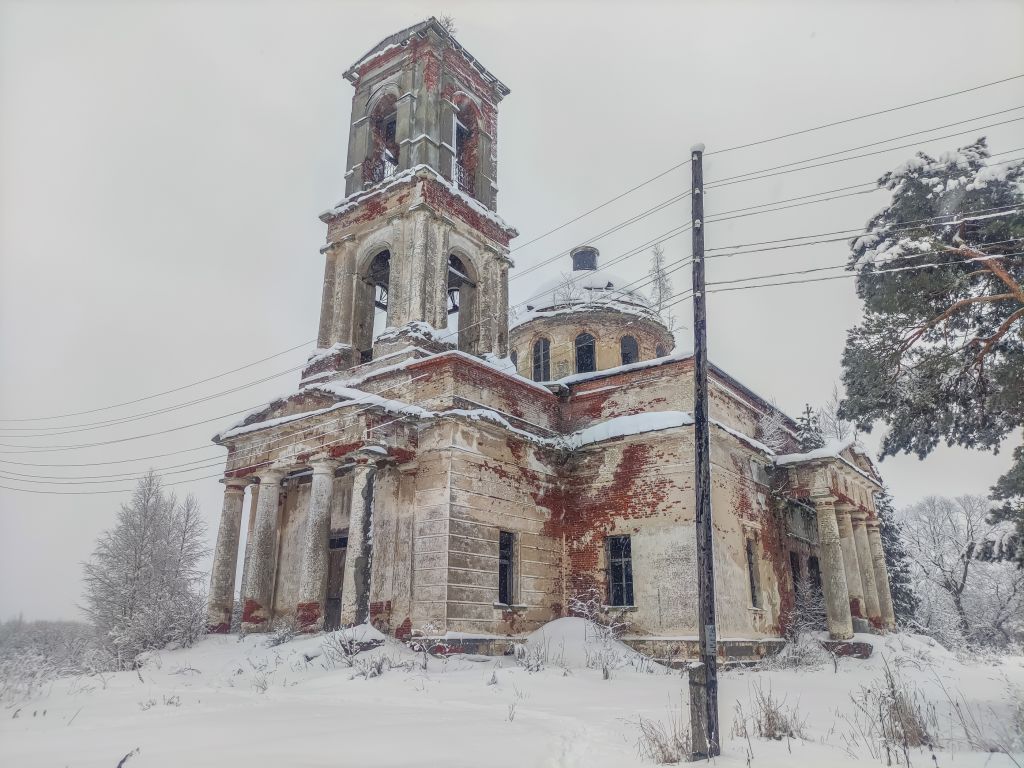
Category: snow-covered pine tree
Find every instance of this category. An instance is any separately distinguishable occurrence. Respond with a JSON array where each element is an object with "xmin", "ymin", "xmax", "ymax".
[
  {"xmin": 82, "ymin": 472, "xmax": 208, "ymax": 668},
  {"xmin": 839, "ymin": 139, "xmax": 1024, "ymax": 564},
  {"xmin": 875, "ymin": 488, "xmax": 917, "ymax": 625},
  {"xmin": 795, "ymin": 404, "xmax": 825, "ymax": 451}
]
